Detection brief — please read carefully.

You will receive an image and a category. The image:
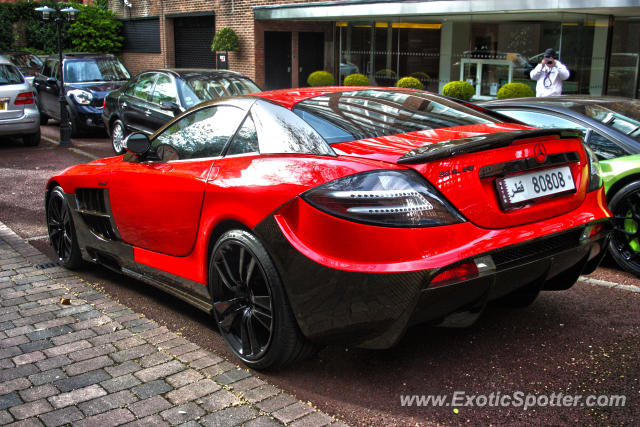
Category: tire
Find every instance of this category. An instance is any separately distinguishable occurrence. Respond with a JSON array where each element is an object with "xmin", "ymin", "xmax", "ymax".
[
  {"xmin": 209, "ymin": 229, "xmax": 316, "ymax": 370},
  {"xmin": 111, "ymin": 119, "xmax": 127, "ymax": 154},
  {"xmin": 608, "ymin": 181, "xmax": 640, "ymax": 277},
  {"xmin": 66, "ymin": 106, "xmax": 81, "ymax": 138},
  {"xmin": 46, "ymin": 186, "xmax": 82, "ymax": 269},
  {"xmin": 40, "ymin": 112, "xmax": 49, "ymax": 125},
  {"xmin": 23, "ymin": 128, "xmax": 41, "ymax": 147}
]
